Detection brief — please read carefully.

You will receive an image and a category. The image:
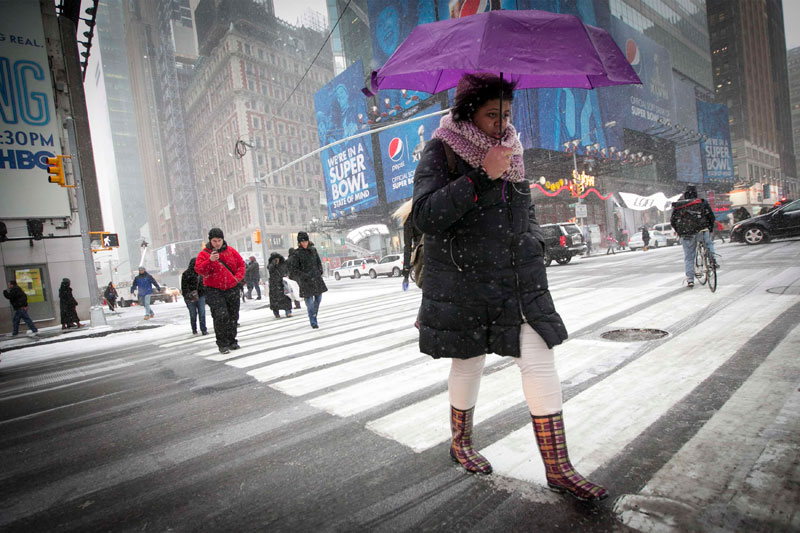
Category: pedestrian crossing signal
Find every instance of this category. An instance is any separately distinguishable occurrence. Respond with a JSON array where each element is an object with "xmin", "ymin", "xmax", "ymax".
[
  {"xmin": 102, "ymin": 233, "xmax": 119, "ymax": 247},
  {"xmin": 253, "ymin": 229, "xmax": 262, "ymax": 244}
]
